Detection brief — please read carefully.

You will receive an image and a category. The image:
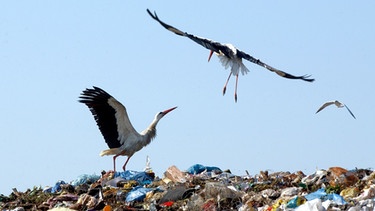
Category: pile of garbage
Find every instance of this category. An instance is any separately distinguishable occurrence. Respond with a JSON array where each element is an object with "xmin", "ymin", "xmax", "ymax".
[{"xmin": 1, "ymin": 164, "xmax": 375, "ymax": 211}]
